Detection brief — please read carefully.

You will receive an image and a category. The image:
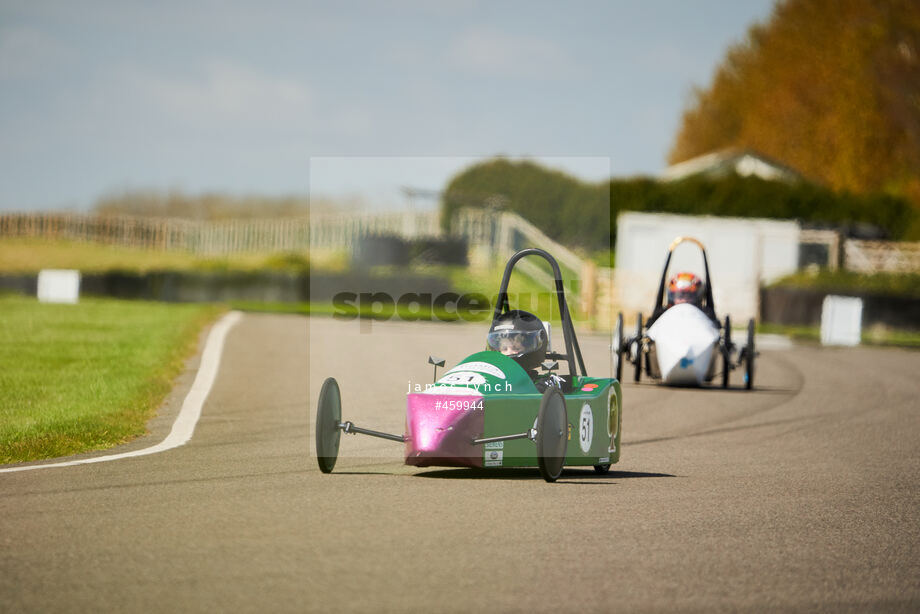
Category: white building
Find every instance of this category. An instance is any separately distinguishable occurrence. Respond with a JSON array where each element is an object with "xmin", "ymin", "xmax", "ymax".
[
  {"xmin": 661, "ymin": 148, "xmax": 804, "ymax": 184},
  {"xmin": 614, "ymin": 211, "xmax": 801, "ymax": 323}
]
